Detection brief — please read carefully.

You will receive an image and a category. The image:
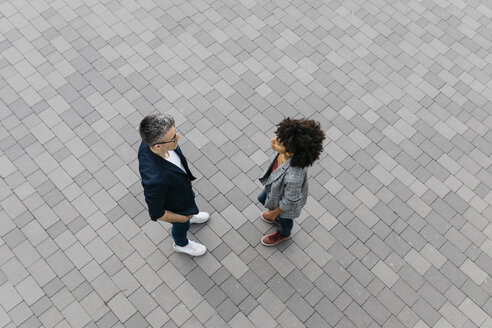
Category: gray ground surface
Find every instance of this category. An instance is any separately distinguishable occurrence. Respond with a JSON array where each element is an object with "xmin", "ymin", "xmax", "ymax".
[{"xmin": 0, "ymin": 0, "xmax": 491, "ymax": 327}]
